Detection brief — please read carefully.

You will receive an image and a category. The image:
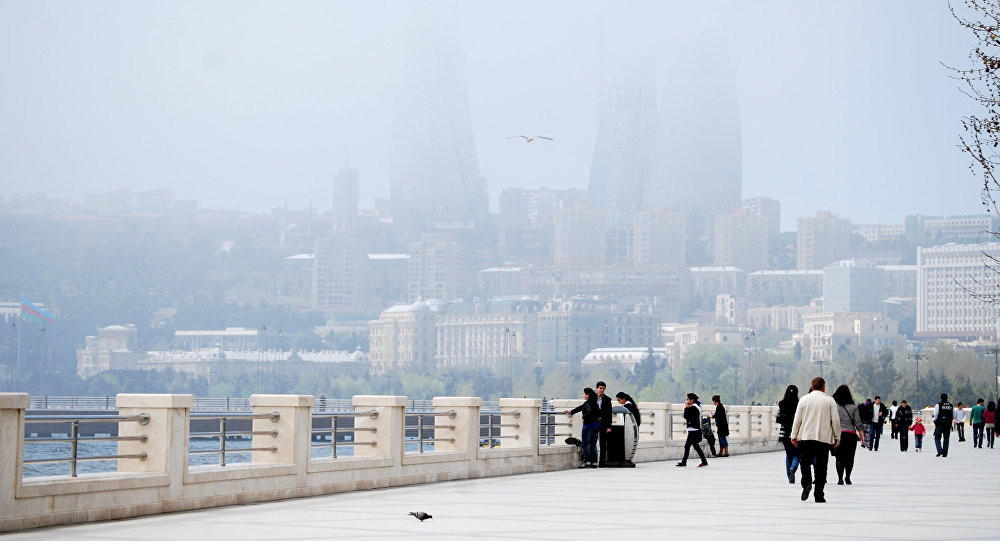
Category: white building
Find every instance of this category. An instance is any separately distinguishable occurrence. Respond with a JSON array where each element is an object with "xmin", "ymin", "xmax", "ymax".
[
  {"xmin": 747, "ymin": 303, "xmax": 823, "ymax": 333},
  {"xmin": 582, "ymin": 346, "xmax": 668, "ymax": 371},
  {"xmin": 368, "ymin": 301, "xmax": 439, "ymax": 374},
  {"xmin": 801, "ymin": 312, "xmax": 902, "ymax": 362},
  {"xmin": 76, "ymin": 324, "xmax": 142, "ymax": 378},
  {"xmin": 174, "ymin": 327, "xmax": 259, "ymax": 350},
  {"xmin": 916, "ymin": 242, "xmax": 1000, "ymax": 338}
]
